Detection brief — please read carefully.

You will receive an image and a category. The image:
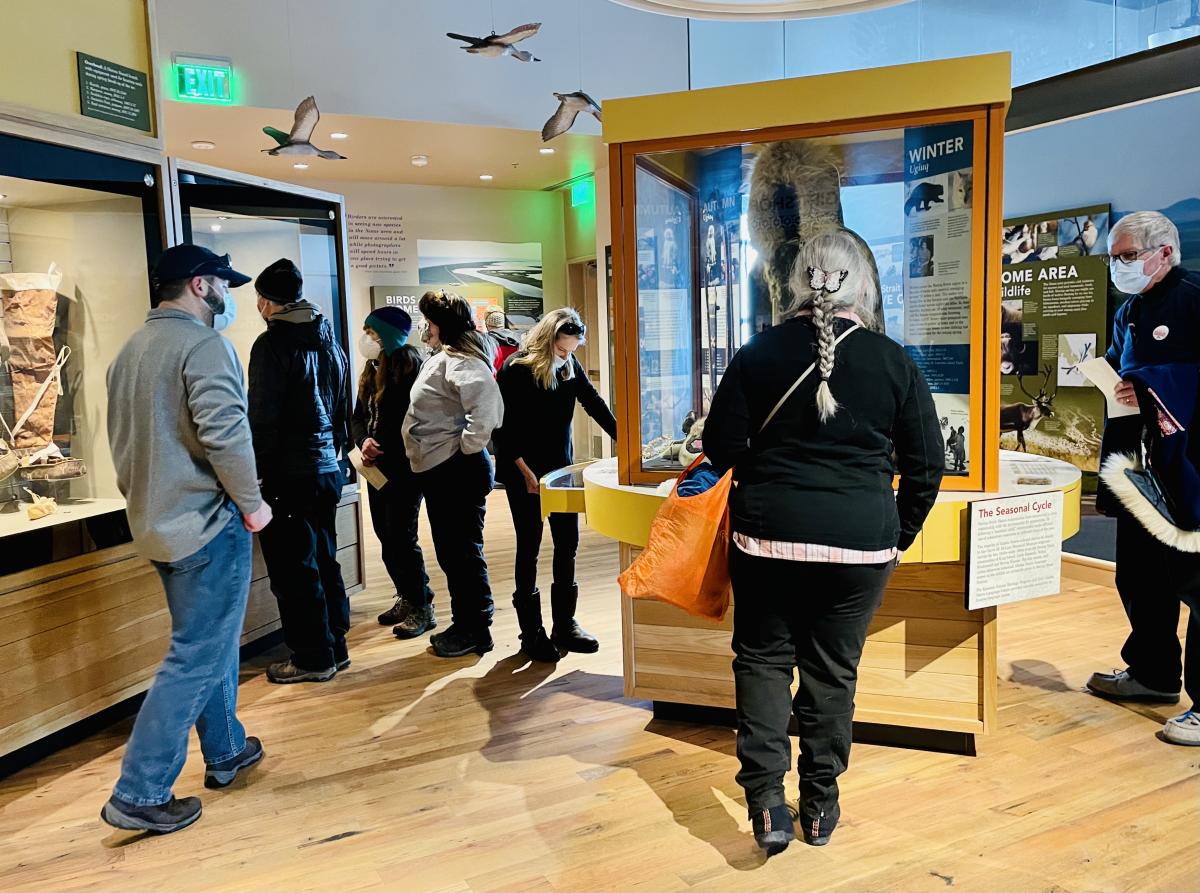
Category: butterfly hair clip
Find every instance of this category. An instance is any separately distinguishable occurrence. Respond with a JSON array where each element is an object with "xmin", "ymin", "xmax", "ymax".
[{"xmin": 808, "ymin": 267, "xmax": 848, "ymax": 293}]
